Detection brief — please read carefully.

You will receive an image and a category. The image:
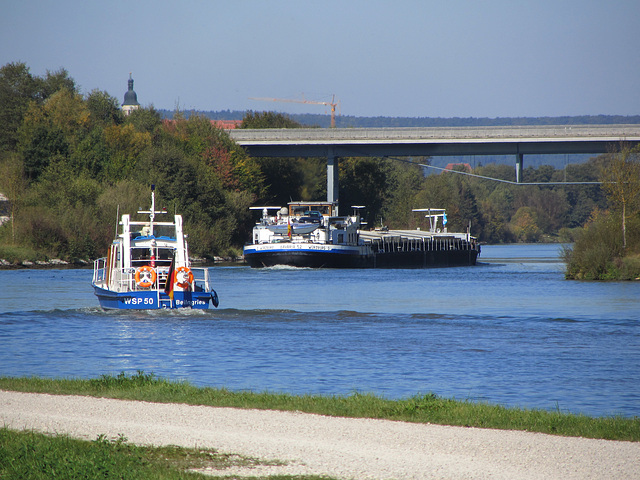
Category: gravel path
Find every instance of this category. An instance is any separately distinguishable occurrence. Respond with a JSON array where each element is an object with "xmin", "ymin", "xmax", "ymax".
[{"xmin": 1, "ymin": 390, "xmax": 638, "ymax": 479}]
